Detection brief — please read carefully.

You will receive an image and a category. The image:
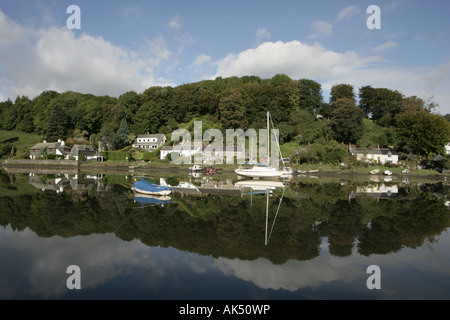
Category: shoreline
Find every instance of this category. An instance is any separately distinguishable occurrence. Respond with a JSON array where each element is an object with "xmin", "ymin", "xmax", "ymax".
[{"xmin": 1, "ymin": 159, "xmax": 448, "ymax": 181}]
